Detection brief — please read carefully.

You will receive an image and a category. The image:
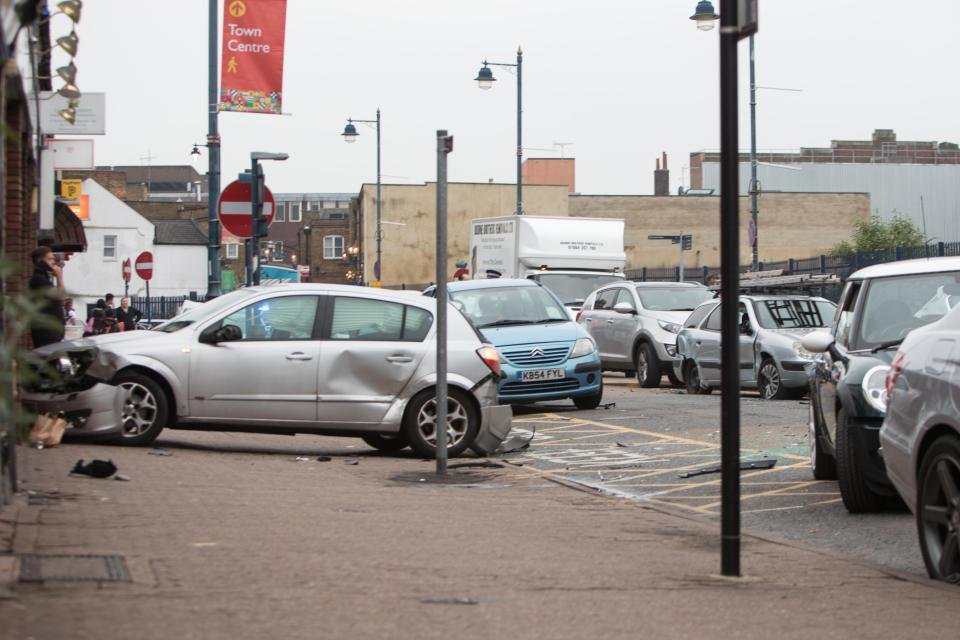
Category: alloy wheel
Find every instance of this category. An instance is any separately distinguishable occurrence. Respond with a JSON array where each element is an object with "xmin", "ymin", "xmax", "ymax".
[
  {"xmin": 119, "ymin": 381, "xmax": 159, "ymax": 438},
  {"xmin": 759, "ymin": 361, "xmax": 781, "ymax": 399},
  {"xmin": 919, "ymin": 450, "xmax": 960, "ymax": 582},
  {"xmin": 637, "ymin": 350, "xmax": 649, "ymax": 384},
  {"xmin": 416, "ymin": 396, "xmax": 469, "ymax": 448}
]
